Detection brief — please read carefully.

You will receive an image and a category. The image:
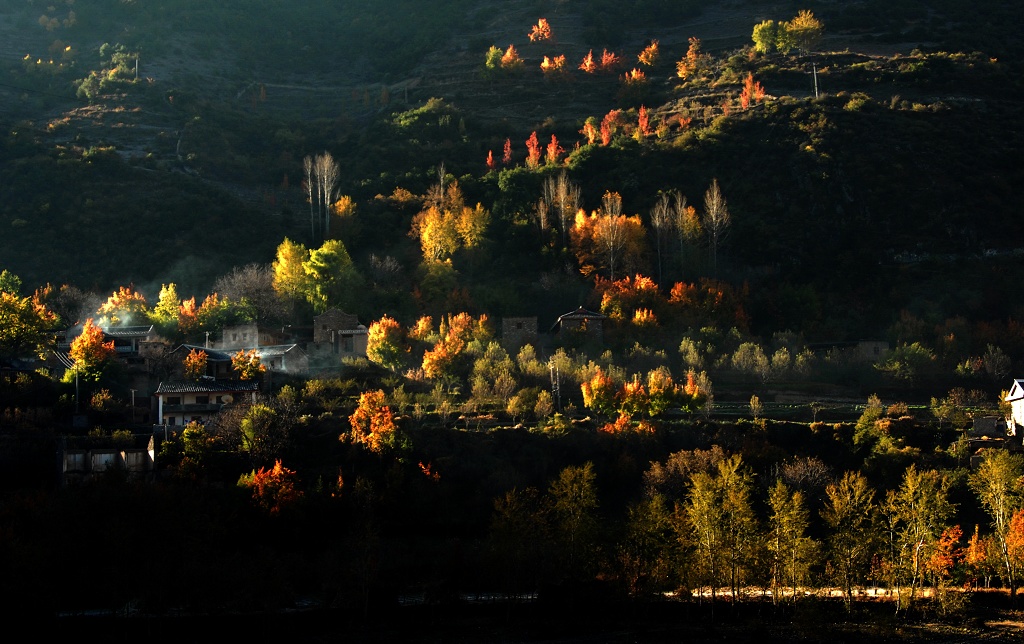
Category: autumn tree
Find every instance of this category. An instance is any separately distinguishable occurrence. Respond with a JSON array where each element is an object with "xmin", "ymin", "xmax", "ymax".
[
  {"xmin": 412, "ymin": 179, "xmax": 491, "ymax": 265},
  {"xmin": 0, "ymin": 289, "xmax": 57, "ymax": 361},
  {"xmin": 970, "ymin": 449, "xmax": 1024, "ymax": 601},
  {"xmin": 676, "ymin": 37, "xmax": 710, "ymax": 80},
  {"xmin": 528, "ymin": 18, "xmax": 552, "ymax": 42},
  {"xmin": 638, "ymin": 40, "xmax": 659, "ymax": 66},
  {"xmin": 271, "ymin": 238, "xmax": 310, "ymax": 301},
  {"xmin": 703, "ymin": 178, "xmax": 731, "ymax": 275},
  {"xmin": 688, "ymin": 455, "xmax": 757, "ymax": 603},
  {"xmin": 581, "ymin": 366, "xmax": 617, "ymax": 418},
  {"xmin": 68, "ymin": 318, "xmax": 116, "ymax": 382},
  {"xmin": 673, "ymin": 191, "xmax": 702, "ymax": 272},
  {"xmin": 238, "ymin": 460, "xmax": 303, "ymax": 515},
  {"xmin": 525, "ymin": 131, "xmax": 542, "ymax": 168},
  {"xmin": 540, "ymin": 55, "xmax": 567, "ymax": 75},
  {"xmin": 787, "ymin": 10, "xmax": 824, "ymax": 53},
  {"xmin": 821, "ymin": 471, "xmax": 875, "ymax": 612},
  {"xmin": 767, "ymin": 480, "xmax": 815, "ymax": 603},
  {"xmin": 366, "ymin": 315, "xmax": 407, "ymax": 372},
  {"xmin": 570, "ymin": 192, "xmax": 647, "ymax": 280},
  {"xmin": 232, "ymin": 349, "xmax": 265, "ymax": 381},
  {"xmin": 599, "ymin": 49, "xmax": 621, "ymax": 71},
  {"xmin": 579, "ymin": 50, "xmax": 597, "ymax": 73},
  {"xmin": 183, "ymin": 348, "xmax": 208, "ymax": 380},
  {"xmin": 879, "ymin": 466, "xmax": 954, "ymax": 611},
  {"xmin": 348, "ymin": 389, "xmax": 399, "ymax": 454},
  {"xmin": 545, "ymin": 134, "xmax": 563, "ymax": 165},
  {"xmin": 151, "ymin": 283, "xmax": 181, "ymax": 329},
  {"xmin": 636, "ymin": 105, "xmax": 652, "ymax": 139},
  {"xmin": 421, "ymin": 312, "xmax": 489, "ymax": 382},
  {"xmin": 500, "ymin": 44, "xmax": 524, "ymax": 70},
  {"xmin": 97, "ymin": 284, "xmax": 148, "ymax": 326},
  {"xmin": 739, "ymin": 73, "xmax": 766, "ymax": 109}
]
